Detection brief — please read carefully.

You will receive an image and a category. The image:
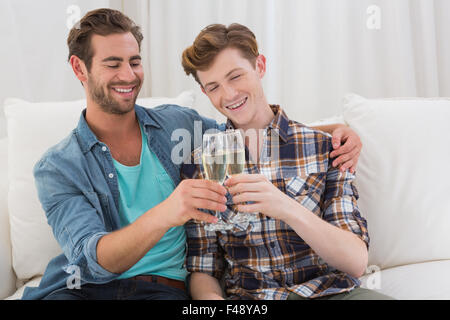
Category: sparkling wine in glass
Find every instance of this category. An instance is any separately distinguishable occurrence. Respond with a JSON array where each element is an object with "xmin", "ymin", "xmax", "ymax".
[
  {"xmin": 202, "ymin": 132, "xmax": 230, "ymax": 231},
  {"xmin": 225, "ymin": 130, "xmax": 245, "ymax": 176},
  {"xmin": 224, "ymin": 130, "xmax": 256, "ymax": 226}
]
